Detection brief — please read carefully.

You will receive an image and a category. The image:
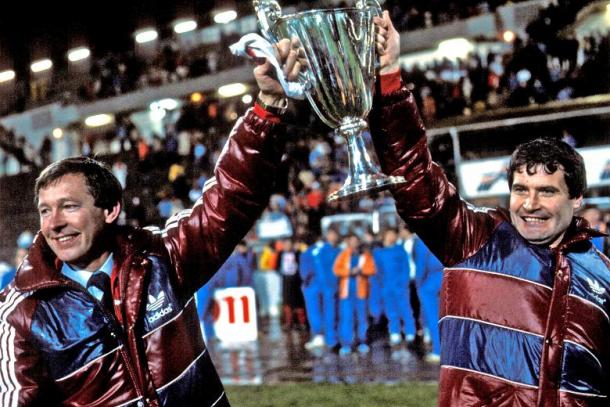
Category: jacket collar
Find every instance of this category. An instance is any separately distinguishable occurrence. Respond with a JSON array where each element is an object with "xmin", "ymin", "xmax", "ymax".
[
  {"xmin": 15, "ymin": 225, "xmax": 151, "ymax": 292},
  {"xmin": 556, "ymin": 216, "xmax": 607, "ymax": 252}
]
